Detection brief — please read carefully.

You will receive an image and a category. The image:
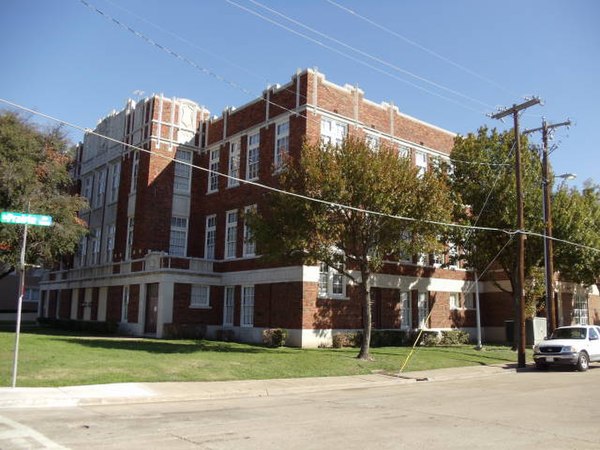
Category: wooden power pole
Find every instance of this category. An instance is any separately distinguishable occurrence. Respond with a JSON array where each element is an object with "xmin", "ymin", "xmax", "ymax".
[
  {"xmin": 524, "ymin": 119, "xmax": 571, "ymax": 336},
  {"xmin": 491, "ymin": 98, "xmax": 541, "ymax": 368}
]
